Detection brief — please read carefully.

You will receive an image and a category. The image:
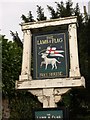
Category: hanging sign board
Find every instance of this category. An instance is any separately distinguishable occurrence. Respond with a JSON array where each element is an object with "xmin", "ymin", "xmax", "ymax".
[{"xmin": 33, "ymin": 32, "xmax": 69, "ymax": 79}]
